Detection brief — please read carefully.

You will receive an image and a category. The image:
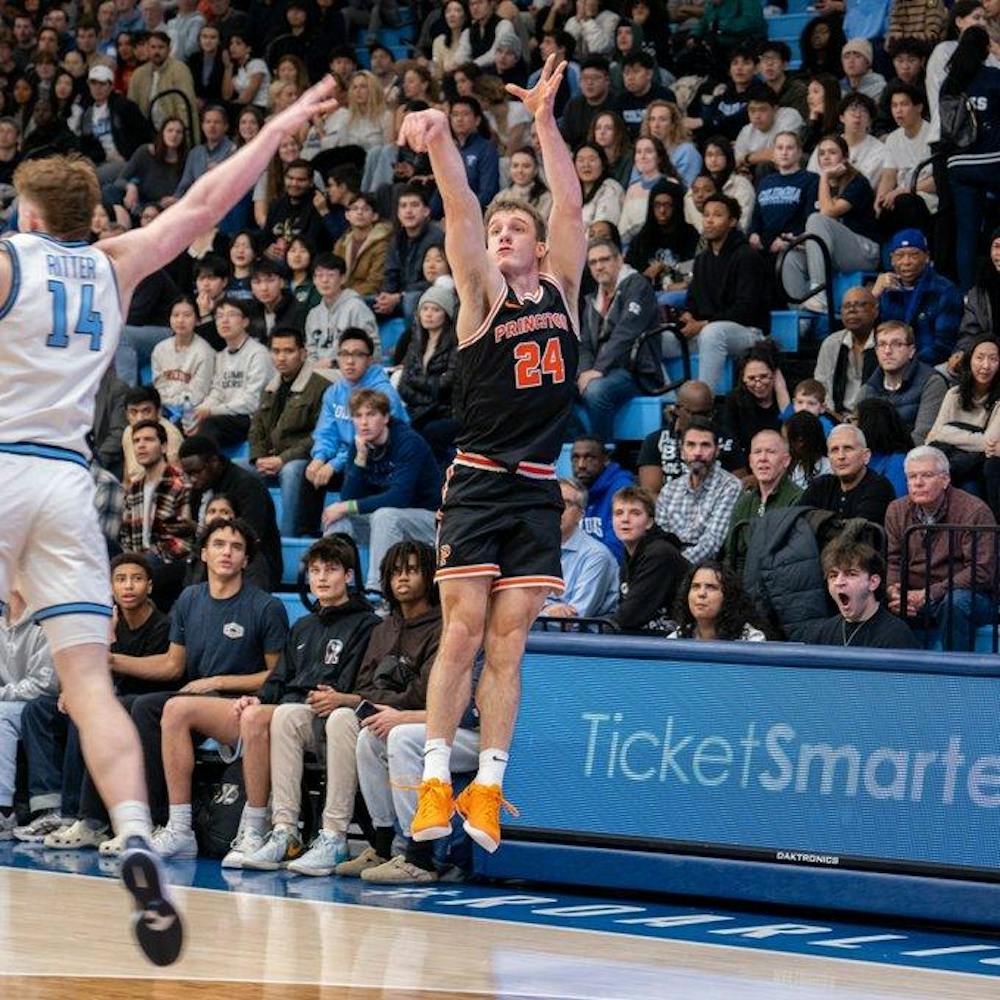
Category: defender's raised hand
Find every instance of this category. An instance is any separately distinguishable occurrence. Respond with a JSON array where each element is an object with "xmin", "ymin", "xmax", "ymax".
[
  {"xmin": 505, "ymin": 53, "xmax": 566, "ymax": 120},
  {"xmin": 397, "ymin": 108, "xmax": 451, "ymax": 152}
]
